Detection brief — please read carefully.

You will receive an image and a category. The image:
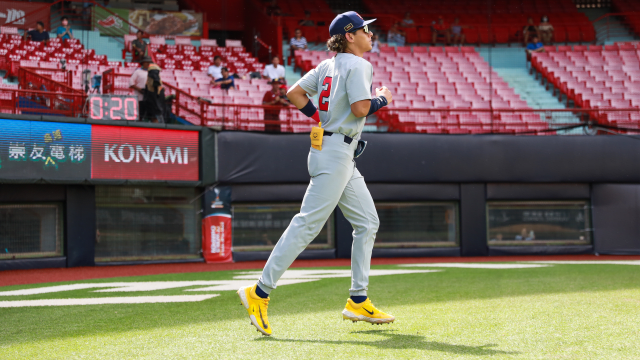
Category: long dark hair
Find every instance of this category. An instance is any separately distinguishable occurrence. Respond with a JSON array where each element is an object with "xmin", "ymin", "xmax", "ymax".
[{"xmin": 327, "ymin": 34, "xmax": 348, "ymax": 53}]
